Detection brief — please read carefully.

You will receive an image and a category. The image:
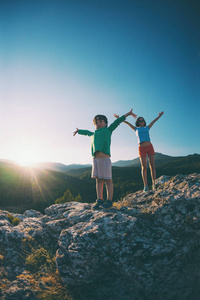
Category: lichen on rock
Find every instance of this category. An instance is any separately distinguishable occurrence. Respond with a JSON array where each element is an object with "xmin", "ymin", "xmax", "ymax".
[{"xmin": 0, "ymin": 173, "xmax": 200, "ymax": 299}]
